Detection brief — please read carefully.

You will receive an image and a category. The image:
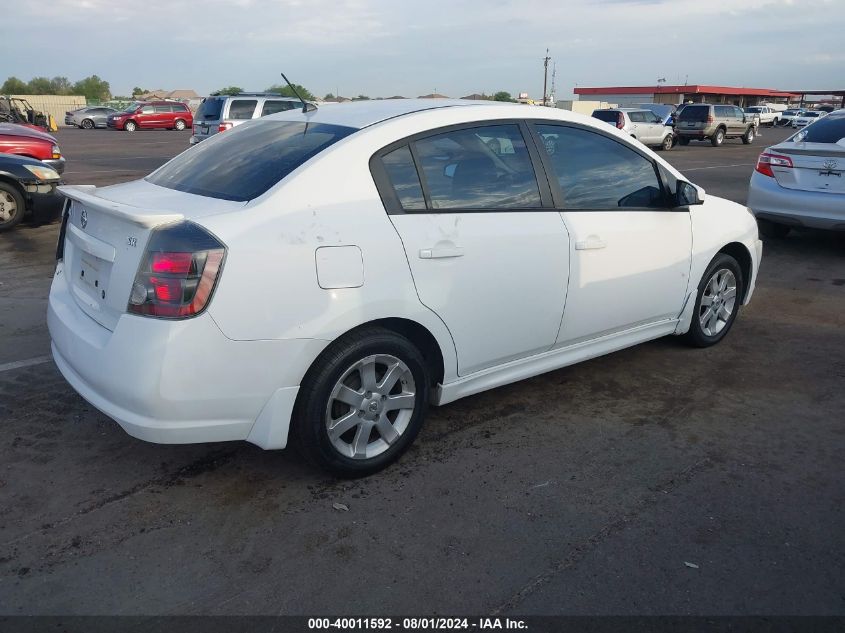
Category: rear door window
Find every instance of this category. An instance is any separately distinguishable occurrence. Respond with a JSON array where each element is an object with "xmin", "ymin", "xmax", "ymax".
[
  {"xmin": 628, "ymin": 112, "xmax": 646, "ymax": 123},
  {"xmin": 154, "ymin": 105, "xmax": 172, "ymax": 113},
  {"xmin": 379, "ymin": 145, "xmax": 426, "ymax": 210},
  {"xmin": 412, "ymin": 124, "xmax": 542, "ymax": 210},
  {"xmin": 261, "ymin": 100, "xmax": 298, "ymax": 116},
  {"xmin": 147, "ymin": 120, "xmax": 356, "ymax": 201},
  {"xmin": 714, "ymin": 106, "xmax": 731, "ymax": 118},
  {"xmin": 228, "ymin": 99, "xmax": 258, "ymax": 120},
  {"xmin": 535, "ymin": 124, "xmax": 666, "ymax": 210}
]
